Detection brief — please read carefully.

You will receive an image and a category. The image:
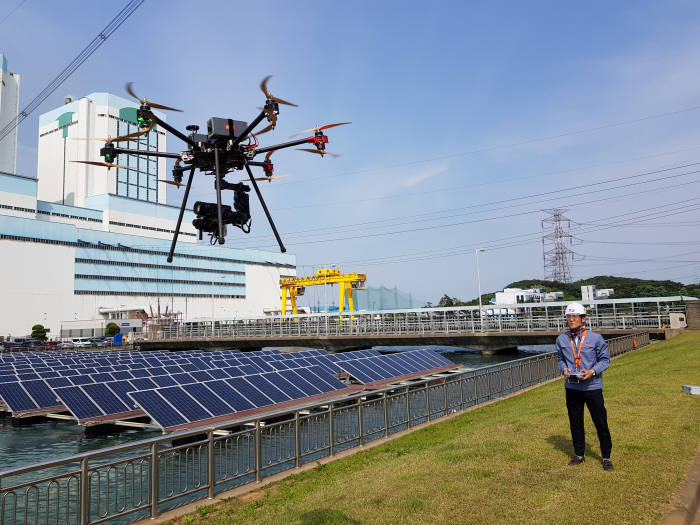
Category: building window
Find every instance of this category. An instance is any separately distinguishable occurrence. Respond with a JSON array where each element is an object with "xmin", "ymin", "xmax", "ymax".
[{"xmin": 116, "ymin": 121, "xmax": 158, "ymax": 202}]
